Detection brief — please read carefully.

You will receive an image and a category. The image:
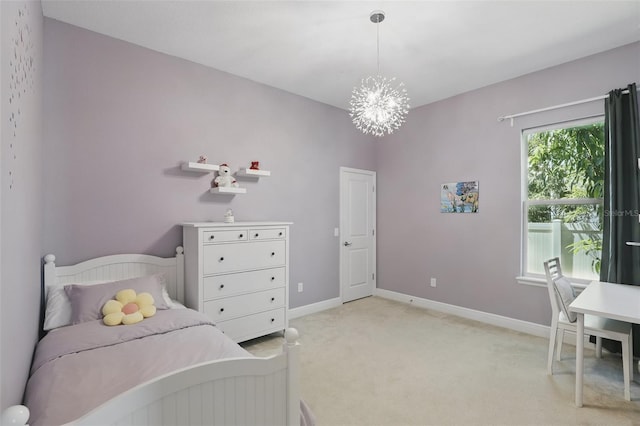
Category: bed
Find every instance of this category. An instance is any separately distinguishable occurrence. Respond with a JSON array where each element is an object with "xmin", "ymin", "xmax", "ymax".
[{"xmin": 2, "ymin": 247, "xmax": 312, "ymax": 426}]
